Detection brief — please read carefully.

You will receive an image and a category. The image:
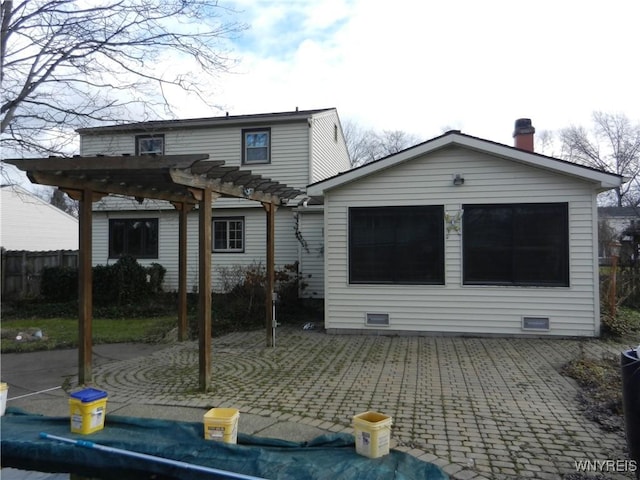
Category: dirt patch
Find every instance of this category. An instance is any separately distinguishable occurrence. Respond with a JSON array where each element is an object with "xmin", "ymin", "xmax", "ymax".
[{"xmin": 562, "ymin": 354, "xmax": 624, "ymax": 432}]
